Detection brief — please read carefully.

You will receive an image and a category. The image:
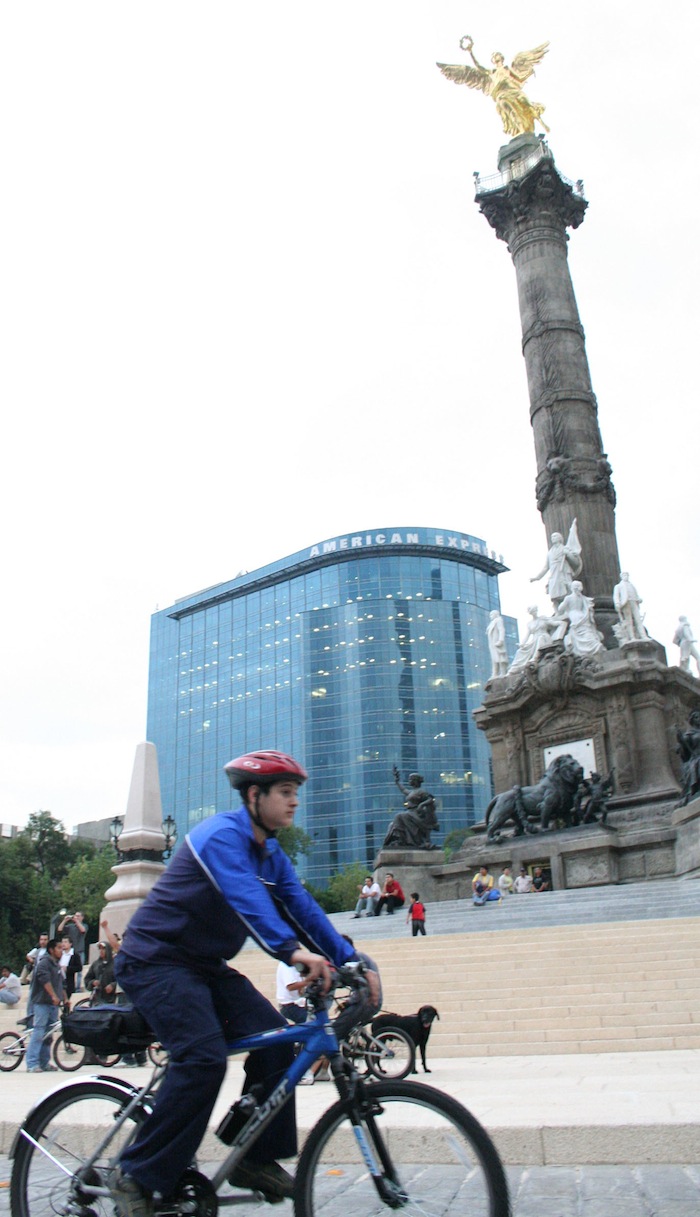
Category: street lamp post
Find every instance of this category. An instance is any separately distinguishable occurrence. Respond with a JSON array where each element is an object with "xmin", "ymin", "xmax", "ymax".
[
  {"xmin": 161, "ymin": 815, "xmax": 178, "ymax": 861},
  {"xmin": 109, "ymin": 816, "xmax": 124, "ymax": 861}
]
